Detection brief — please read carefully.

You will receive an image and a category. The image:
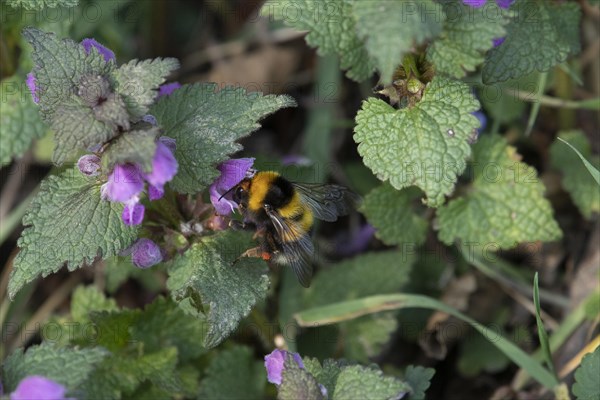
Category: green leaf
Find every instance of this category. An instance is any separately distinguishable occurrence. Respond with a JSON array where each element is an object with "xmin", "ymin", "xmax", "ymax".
[
  {"xmin": 50, "ymin": 97, "xmax": 117, "ymax": 163},
  {"xmin": 332, "ymin": 364, "xmax": 410, "ymax": 400},
  {"xmin": 479, "ymin": 72, "xmax": 540, "ymax": 124},
  {"xmin": 437, "ymin": 134, "xmax": 562, "ymax": 249},
  {"xmin": 573, "ymin": 347, "xmax": 600, "ymax": 400},
  {"xmin": 167, "ymin": 230, "xmax": 270, "ymax": 348},
  {"xmin": 457, "ymin": 332, "xmax": 510, "ymax": 377},
  {"xmin": 2, "ymin": 342, "xmax": 107, "ymax": 393},
  {"xmin": 294, "ymin": 293, "xmax": 559, "ymax": 390},
  {"xmin": 71, "ymin": 285, "xmax": 118, "ymax": 323},
  {"xmin": 403, "ymin": 365, "xmax": 435, "ymax": 400},
  {"xmin": 302, "ymin": 358, "xmax": 346, "ymax": 397},
  {"xmin": 482, "ymin": 0, "xmax": 581, "ymax": 84},
  {"xmin": 360, "ymin": 184, "xmax": 427, "ymax": 246},
  {"xmin": 5, "ymin": 0, "xmax": 78, "ymax": 10},
  {"xmin": 261, "ymin": 0, "xmax": 374, "ymax": 82},
  {"xmin": 110, "ymin": 58, "xmax": 180, "ymax": 118},
  {"xmin": 150, "ymin": 83, "xmax": 295, "ymax": 194},
  {"xmin": 103, "ymin": 255, "xmax": 162, "ymax": 293},
  {"xmin": 23, "ymin": 28, "xmax": 117, "ymax": 163},
  {"xmin": 342, "ymin": 313, "xmax": 398, "ymax": 363},
  {"xmin": 129, "ymin": 297, "xmax": 207, "ymax": 362},
  {"xmin": 354, "ymin": 76, "xmax": 480, "ymax": 207},
  {"xmin": 551, "ymin": 132, "xmax": 600, "ymax": 218},
  {"xmin": 88, "ymin": 297, "xmax": 206, "ymax": 361},
  {"xmin": 8, "ymin": 167, "xmax": 138, "ymax": 299},
  {"xmin": 198, "ymin": 346, "xmax": 265, "ymax": 399},
  {"xmin": 350, "ymin": 0, "xmax": 443, "ymax": 84},
  {"xmin": 23, "ymin": 27, "xmax": 112, "ymax": 119},
  {"xmin": 427, "ymin": 0, "xmax": 507, "ymax": 78},
  {"xmin": 102, "ymin": 127, "xmax": 159, "ymax": 173},
  {"xmin": 278, "ymin": 353, "xmax": 325, "ymax": 400},
  {"xmin": 81, "ymin": 347, "xmax": 181, "ymax": 399},
  {"xmin": 0, "ymin": 77, "xmax": 48, "ymax": 165}
]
